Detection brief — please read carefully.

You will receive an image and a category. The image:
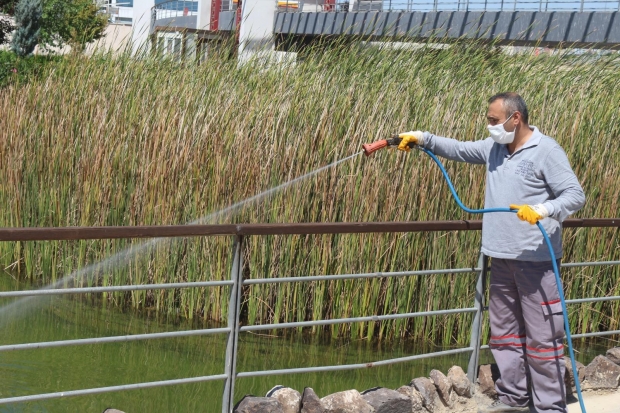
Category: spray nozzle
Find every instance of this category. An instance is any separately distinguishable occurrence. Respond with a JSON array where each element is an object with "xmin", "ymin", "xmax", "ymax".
[{"xmin": 362, "ymin": 135, "xmax": 416, "ymax": 156}]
